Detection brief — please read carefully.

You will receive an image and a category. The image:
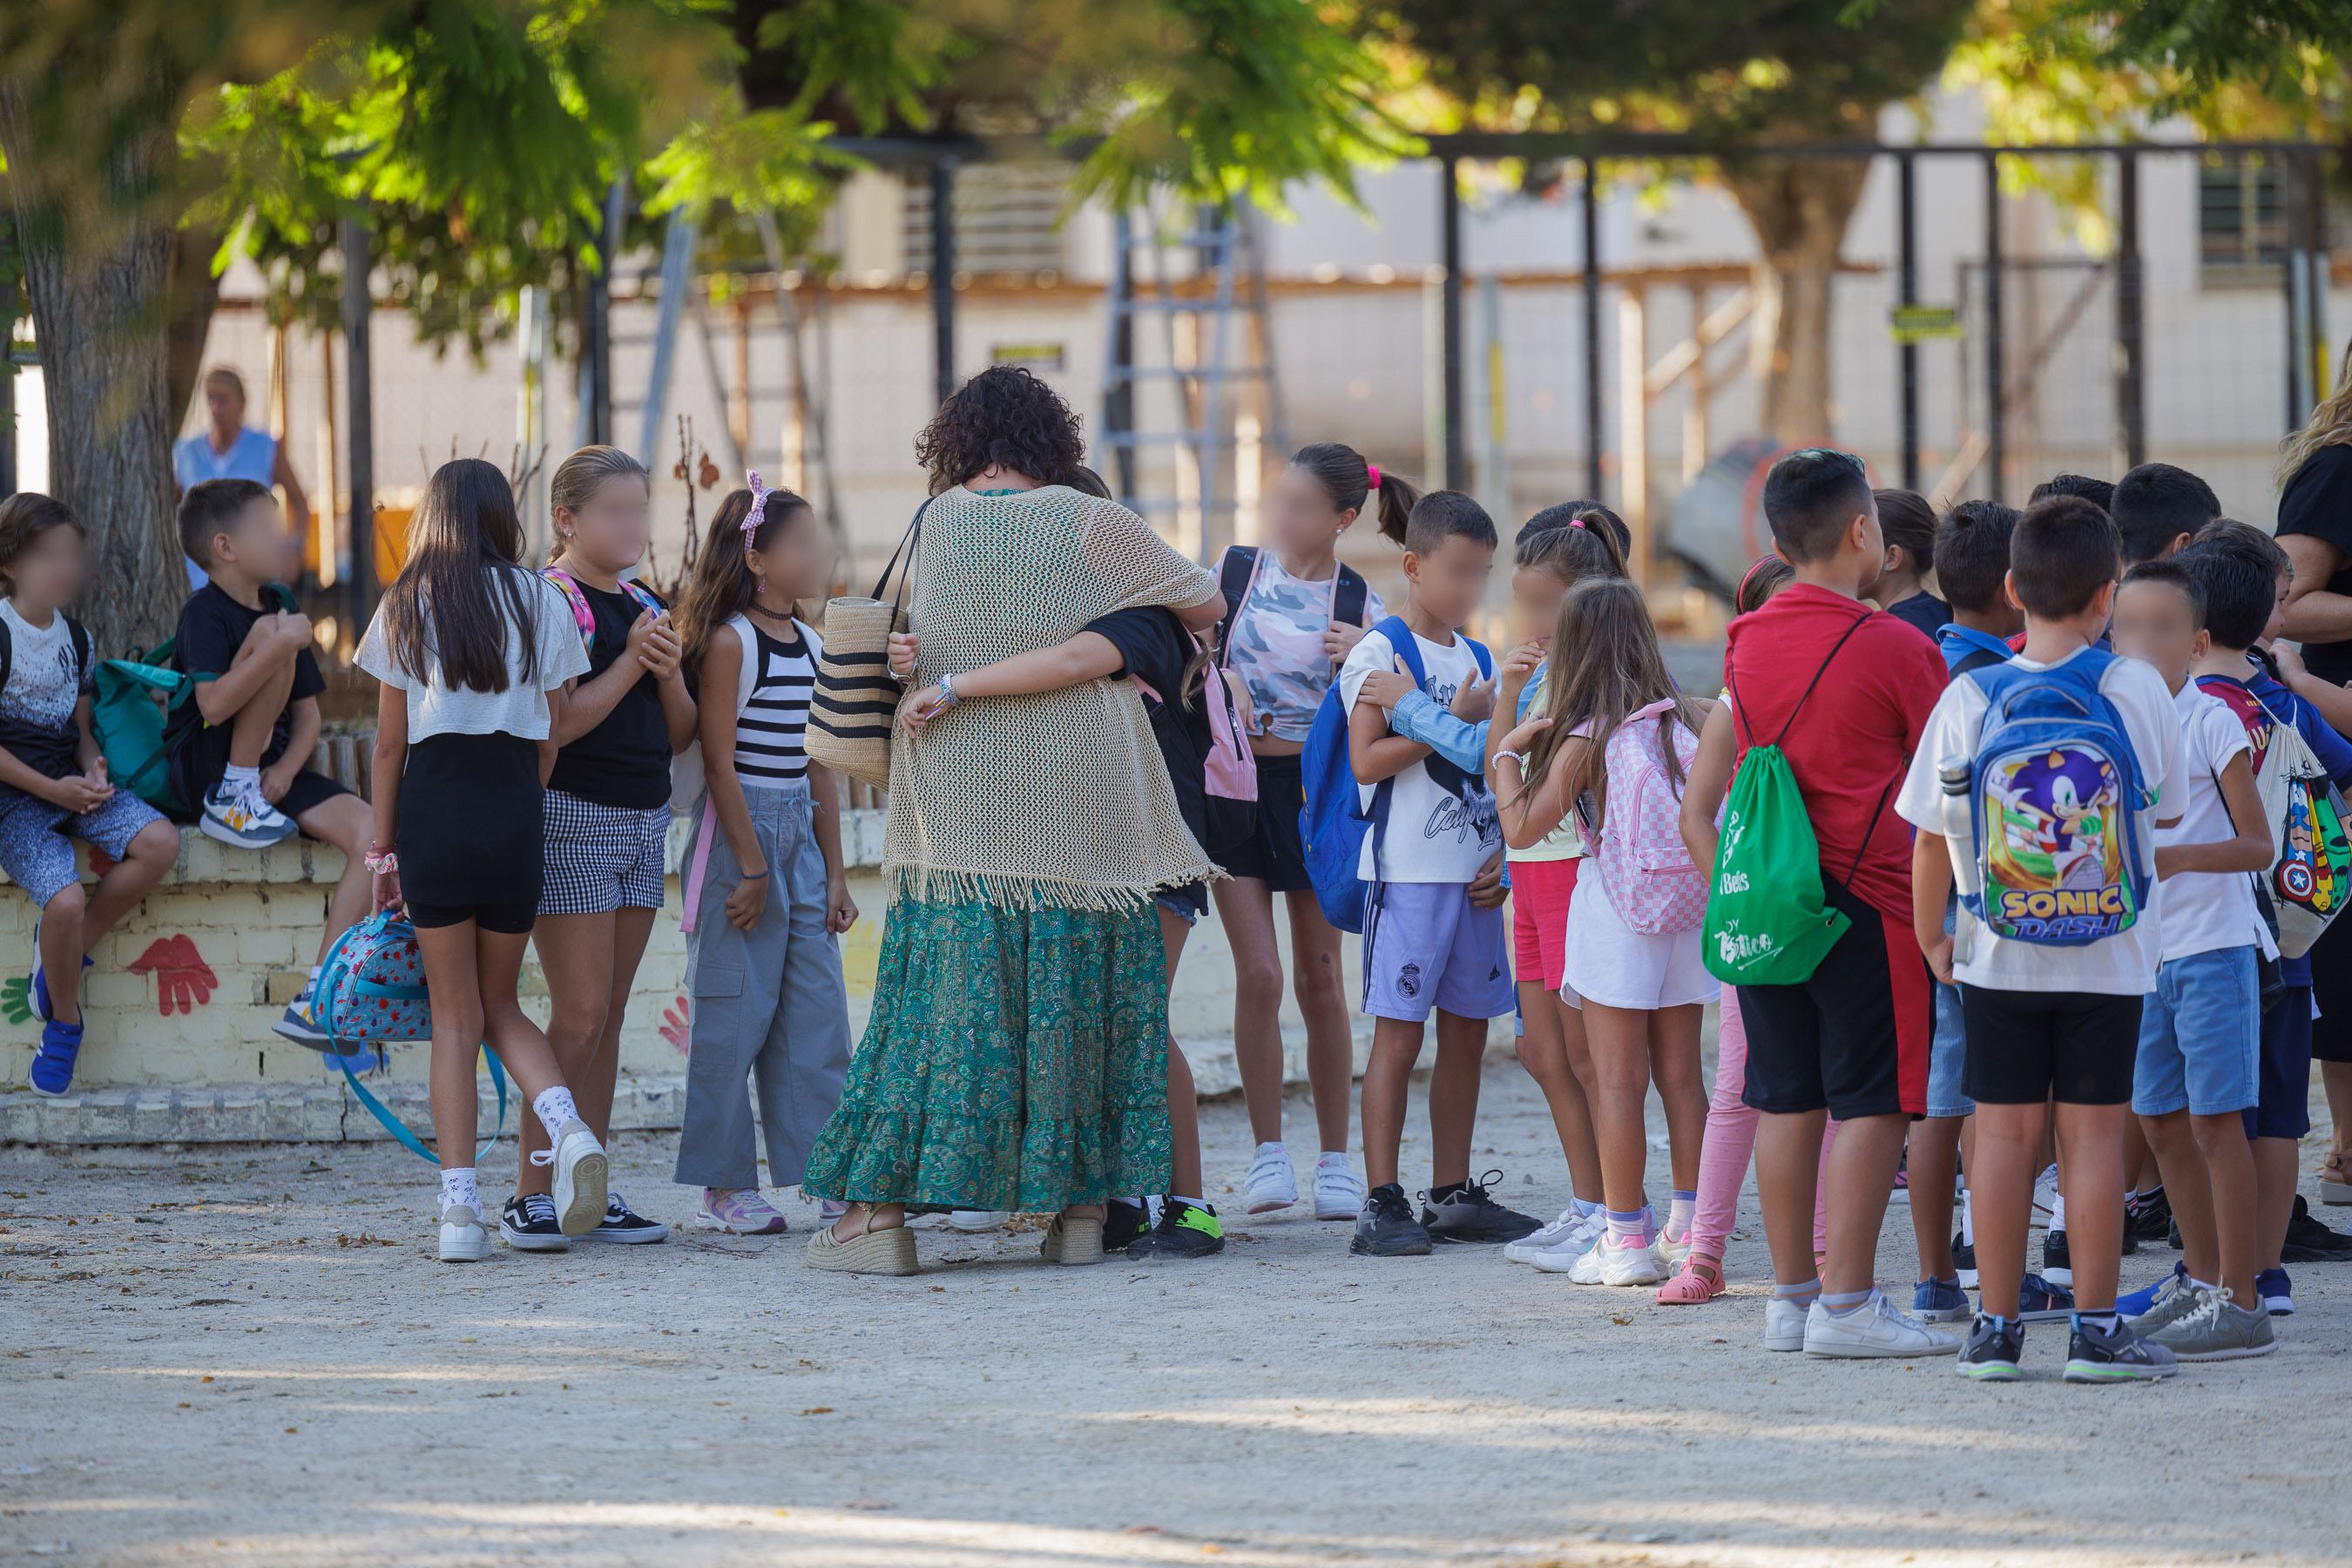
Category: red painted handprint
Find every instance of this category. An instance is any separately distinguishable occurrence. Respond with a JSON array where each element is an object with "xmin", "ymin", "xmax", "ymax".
[
  {"xmin": 128, "ymin": 935, "xmax": 218, "ymax": 1016},
  {"xmin": 659, "ymin": 996, "xmax": 691, "ymax": 1055}
]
